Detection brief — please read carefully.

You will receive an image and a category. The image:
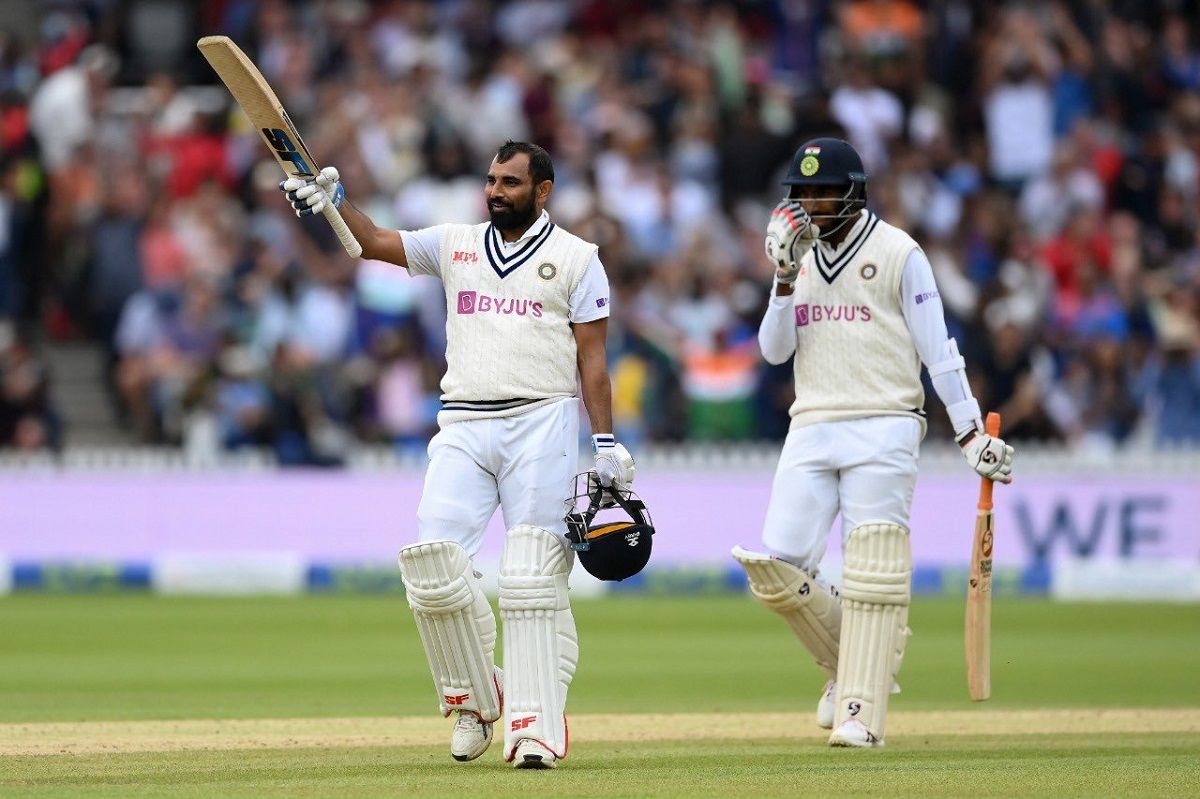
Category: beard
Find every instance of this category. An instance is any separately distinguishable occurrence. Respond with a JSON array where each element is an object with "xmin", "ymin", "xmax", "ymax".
[{"xmin": 488, "ymin": 196, "xmax": 538, "ymax": 232}]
